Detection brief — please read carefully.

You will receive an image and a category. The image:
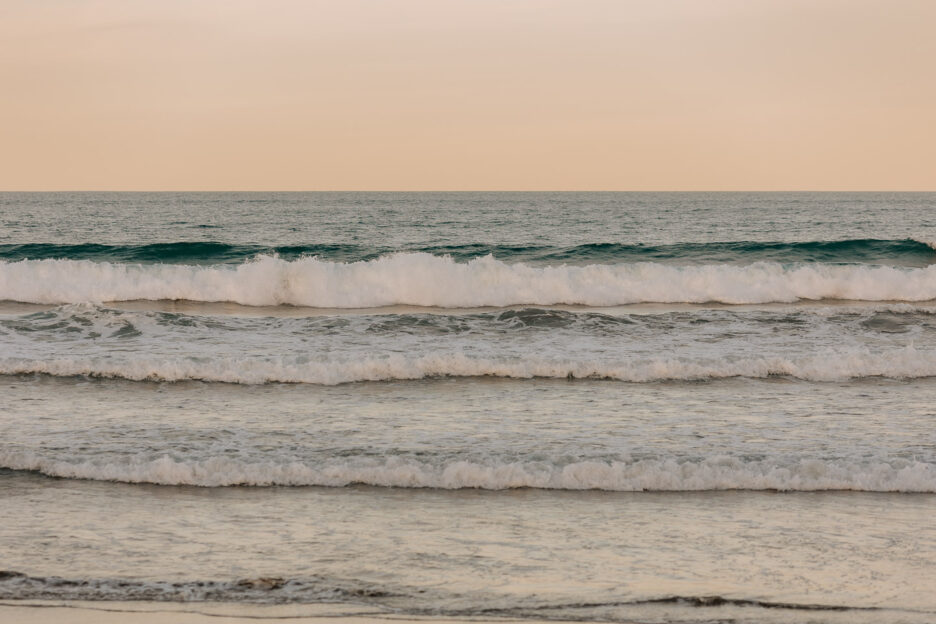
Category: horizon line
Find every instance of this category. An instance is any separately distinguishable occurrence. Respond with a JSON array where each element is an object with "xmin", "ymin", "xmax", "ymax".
[{"xmin": 2, "ymin": 189, "xmax": 935, "ymax": 194}]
